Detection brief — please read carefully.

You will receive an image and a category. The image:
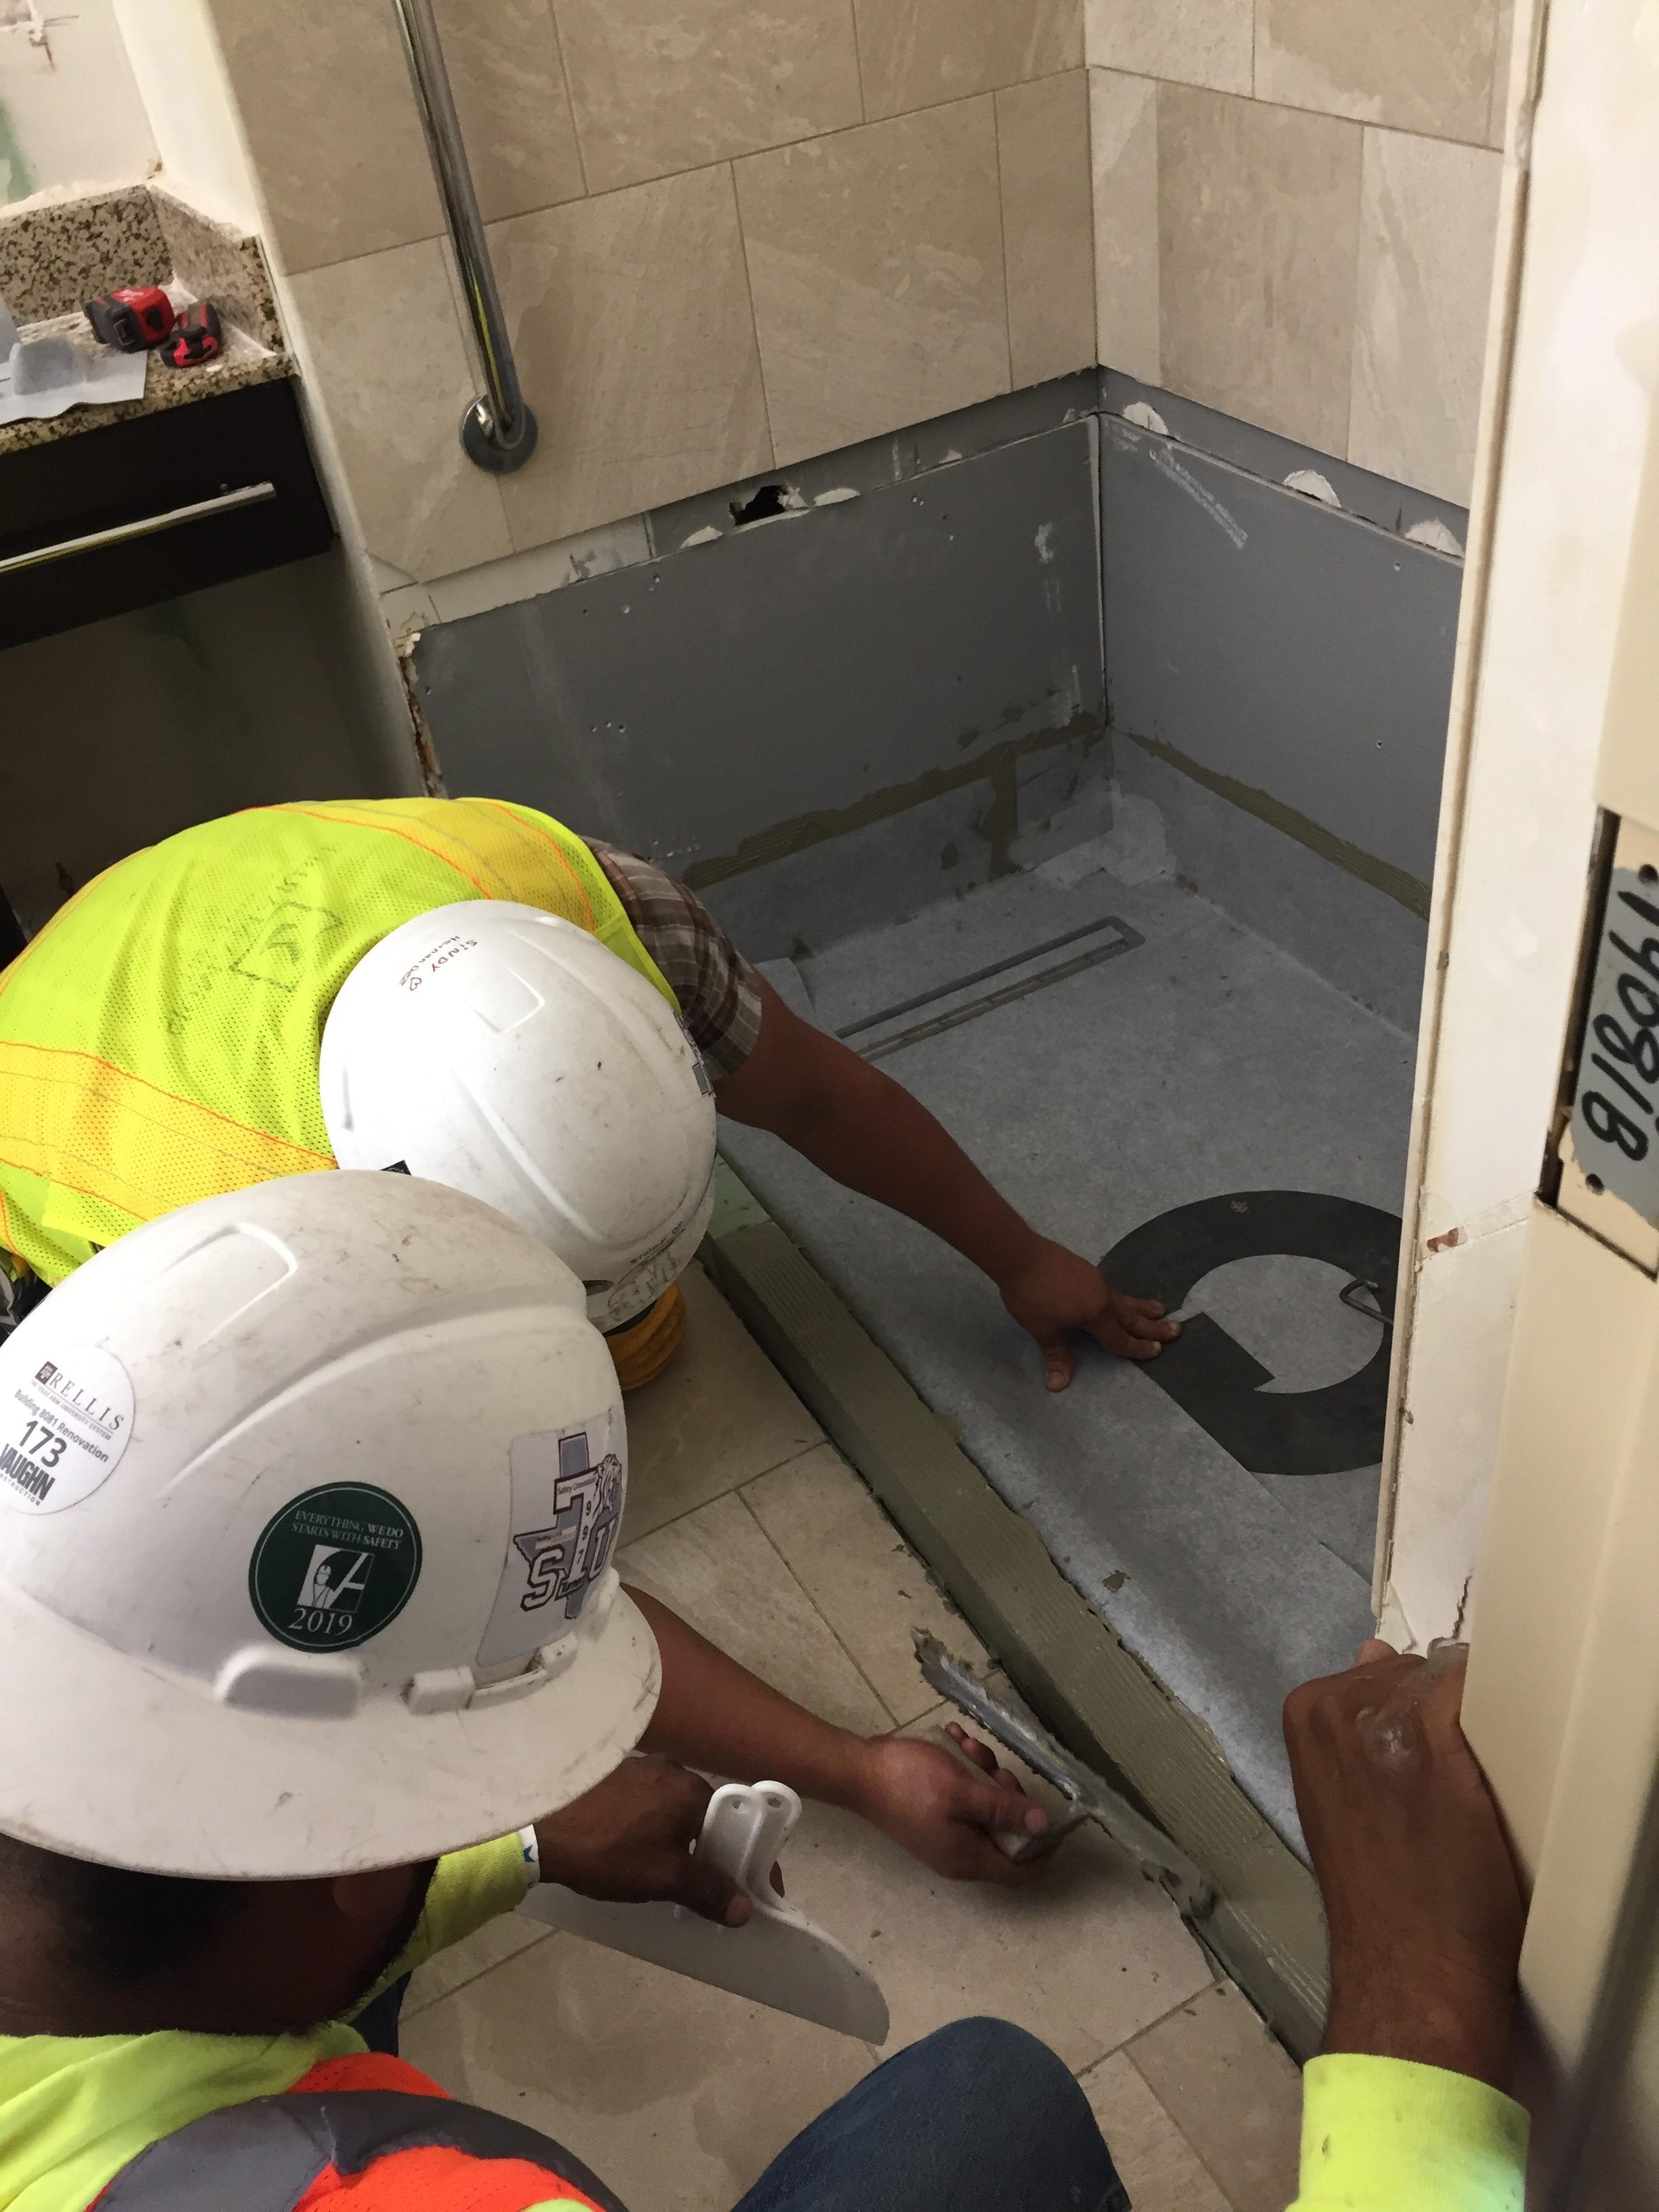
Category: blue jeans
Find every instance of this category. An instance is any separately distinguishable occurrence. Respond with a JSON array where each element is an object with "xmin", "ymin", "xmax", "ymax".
[{"xmin": 735, "ymin": 2018, "xmax": 1130, "ymax": 2212}]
